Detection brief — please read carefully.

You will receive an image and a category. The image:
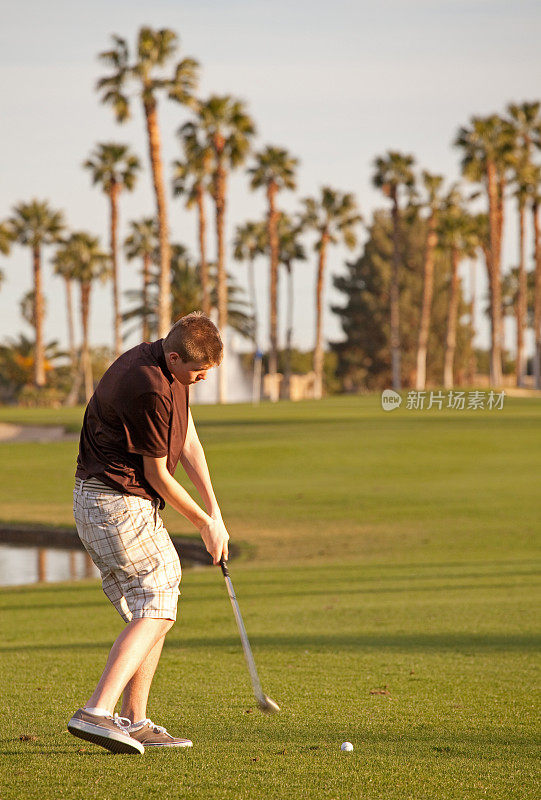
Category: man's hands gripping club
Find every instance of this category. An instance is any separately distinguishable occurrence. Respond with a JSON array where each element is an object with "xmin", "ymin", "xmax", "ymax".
[
  {"xmin": 143, "ymin": 455, "xmax": 229, "ymax": 564},
  {"xmin": 199, "ymin": 512, "xmax": 229, "ymax": 564}
]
